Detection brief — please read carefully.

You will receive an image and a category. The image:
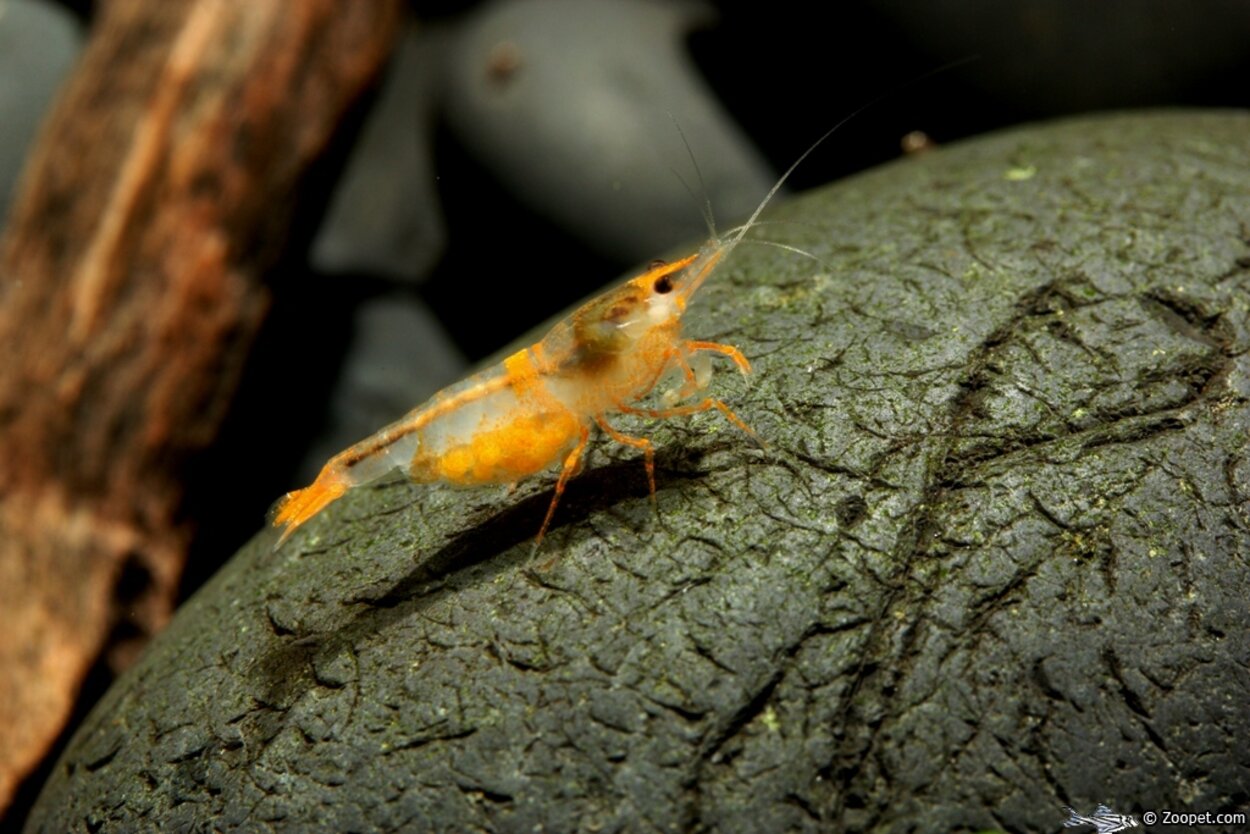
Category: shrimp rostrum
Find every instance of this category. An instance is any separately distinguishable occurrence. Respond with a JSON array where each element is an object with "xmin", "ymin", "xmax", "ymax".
[{"xmin": 271, "ymin": 238, "xmax": 757, "ymax": 548}]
